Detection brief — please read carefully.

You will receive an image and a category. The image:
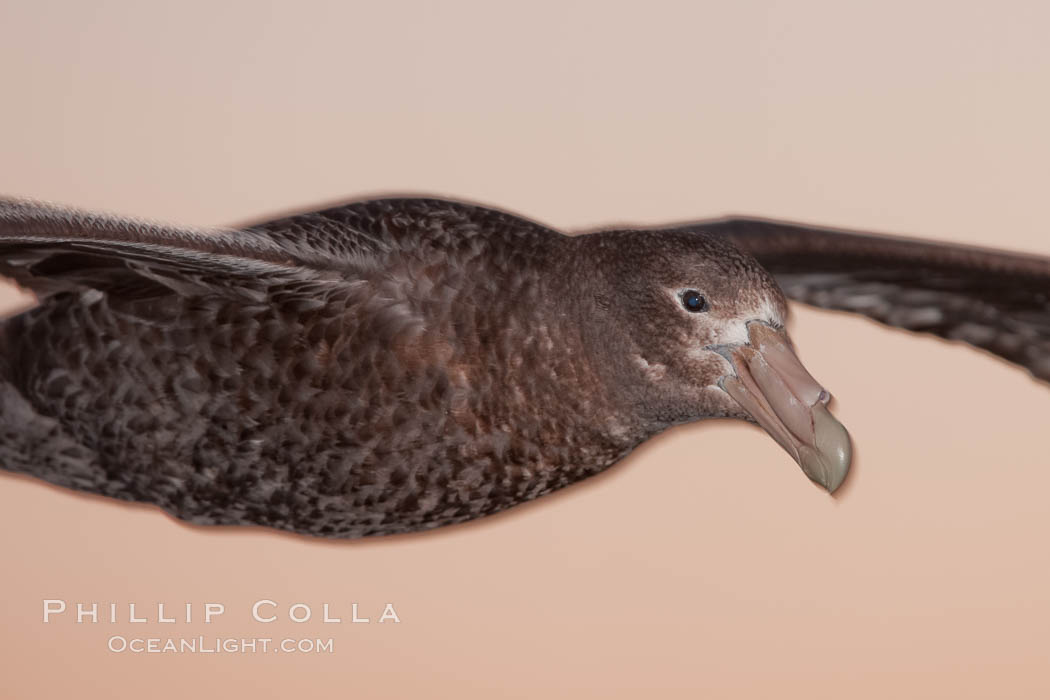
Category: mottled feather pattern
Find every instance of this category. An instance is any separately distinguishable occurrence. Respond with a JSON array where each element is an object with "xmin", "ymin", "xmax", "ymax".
[
  {"xmin": 1, "ymin": 198, "xmax": 1048, "ymax": 538},
  {"xmin": 0, "ymin": 198, "xmax": 642, "ymax": 537}
]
